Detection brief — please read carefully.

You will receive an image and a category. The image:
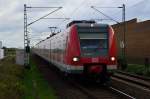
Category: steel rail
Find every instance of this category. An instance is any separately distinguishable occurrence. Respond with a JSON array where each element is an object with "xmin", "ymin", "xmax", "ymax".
[
  {"xmin": 68, "ymin": 78, "xmax": 136, "ymax": 99},
  {"xmin": 113, "ymin": 71, "xmax": 150, "ymax": 89},
  {"xmin": 109, "ymin": 87, "xmax": 136, "ymax": 99},
  {"xmin": 116, "ymin": 70, "xmax": 150, "ymax": 81}
]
